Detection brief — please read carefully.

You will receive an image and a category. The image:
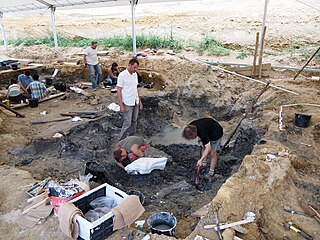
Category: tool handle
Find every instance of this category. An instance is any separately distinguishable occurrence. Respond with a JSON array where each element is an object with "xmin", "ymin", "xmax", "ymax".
[{"xmin": 298, "ymin": 230, "xmax": 313, "ymax": 240}]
